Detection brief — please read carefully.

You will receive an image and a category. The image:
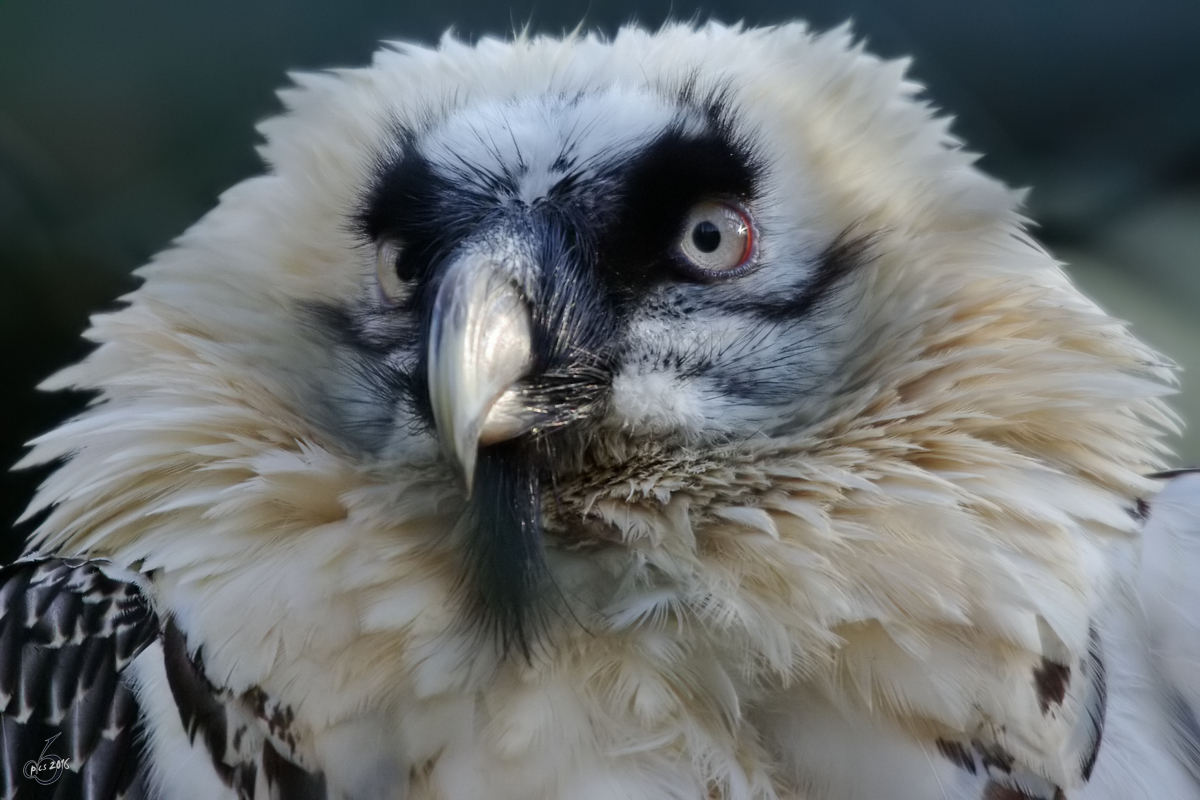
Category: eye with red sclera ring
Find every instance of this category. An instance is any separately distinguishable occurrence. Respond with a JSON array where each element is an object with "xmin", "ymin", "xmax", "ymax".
[{"xmin": 673, "ymin": 200, "xmax": 758, "ymax": 281}]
